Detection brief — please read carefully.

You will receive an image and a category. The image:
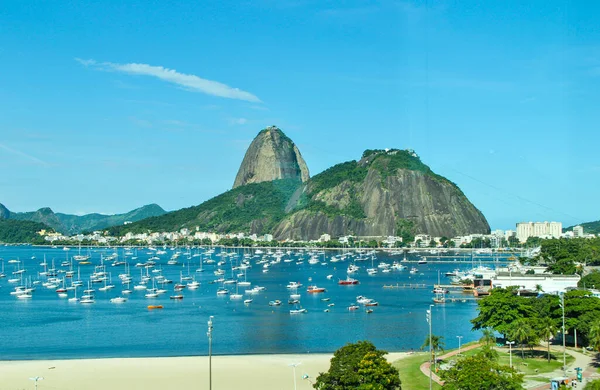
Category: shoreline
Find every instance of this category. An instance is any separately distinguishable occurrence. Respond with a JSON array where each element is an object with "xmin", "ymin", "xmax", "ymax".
[{"xmin": 0, "ymin": 352, "xmax": 413, "ymax": 390}]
